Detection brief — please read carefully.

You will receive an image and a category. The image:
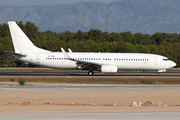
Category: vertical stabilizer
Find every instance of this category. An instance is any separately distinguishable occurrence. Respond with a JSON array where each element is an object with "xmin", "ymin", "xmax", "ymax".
[{"xmin": 8, "ymin": 21, "xmax": 49, "ymax": 53}]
